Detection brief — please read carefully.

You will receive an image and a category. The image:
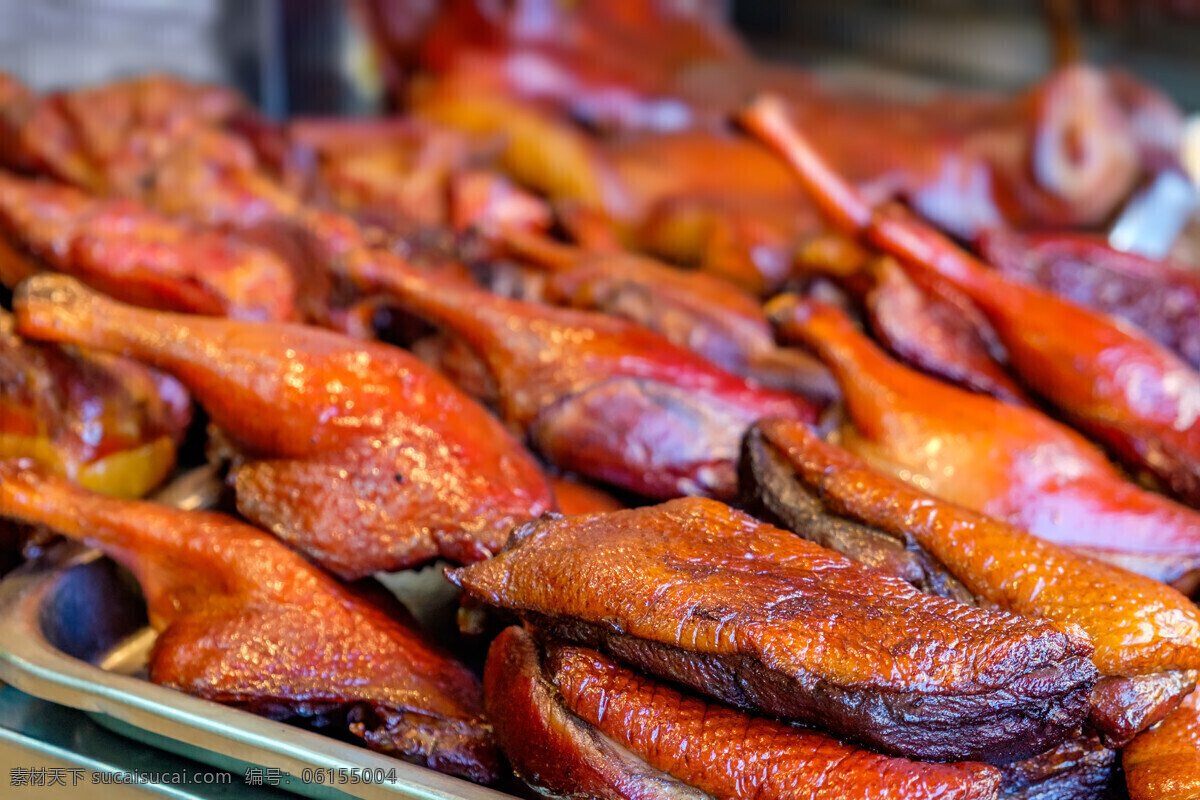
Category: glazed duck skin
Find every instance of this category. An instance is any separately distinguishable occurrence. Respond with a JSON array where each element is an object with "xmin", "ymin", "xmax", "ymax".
[
  {"xmin": 864, "ymin": 259, "xmax": 1029, "ymax": 405},
  {"xmin": 742, "ymin": 95, "xmax": 1200, "ymax": 508},
  {"xmin": 450, "ymin": 497, "xmax": 1097, "ymax": 762},
  {"xmin": 0, "ymin": 311, "xmax": 189, "ymax": 498},
  {"xmin": 1124, "ymin": 690, "xmax": 1200, "ymax": 800},
  {"xmin": 0, "ymin": 465, "xmax": 498, "ymax": 782},
  {"xmin": 0, "ymin": 173, "xmax": 298, "ymax": 321},
  {"xmin": 978, "ymin": 230, "xmax": 1200, "ymax": 370},
  {"xmin": 12, "ymin": 274, "xmax": 554, "ymax": 580},
  {"xmin": 745, "ymin": 419, "xmax": 1200, "ymax": 746},
  {"xmin": 486, "ymin": 626, "xmax": 1003, "ymax": 800},
  {"xmin": 496, "ymin": 228, "xmax": 838, "ymax": 401},
  {"xmin": 342, "ymin": 255, "xmax": 817, "ymax": 500},
  {"xmin": 770, "ymin": 297, "xmax": 1200, "ymax": 590}
]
